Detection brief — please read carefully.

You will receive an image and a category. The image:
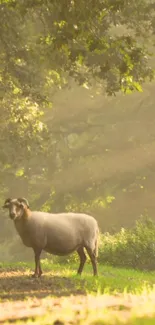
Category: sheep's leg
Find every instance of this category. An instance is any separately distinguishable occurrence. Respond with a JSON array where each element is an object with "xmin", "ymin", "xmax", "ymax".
[
  {"xmin": 77, "ymin": 247, "xmax": 87, "ymax": 275},
  {"xmin": 32, "ymin": 249, "xmax": 42, "ymax": 278},
  {"xmin": 38, "ymin": 260, "xmax": 42, "ymax": 277},
  {"xmin": 85, "ymin": 247, "xmax": 98, "ymax": 276}
]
